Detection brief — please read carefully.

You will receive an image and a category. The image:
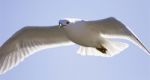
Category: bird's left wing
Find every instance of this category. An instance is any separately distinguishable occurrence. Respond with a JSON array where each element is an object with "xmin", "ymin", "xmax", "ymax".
[
  {"xmin": 85, "ymin": 17, "xmax": 150, "ymax": 55},
  {"xmin": 0, "ymin": 26, "xmax": 74, "ymax": 74}
]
